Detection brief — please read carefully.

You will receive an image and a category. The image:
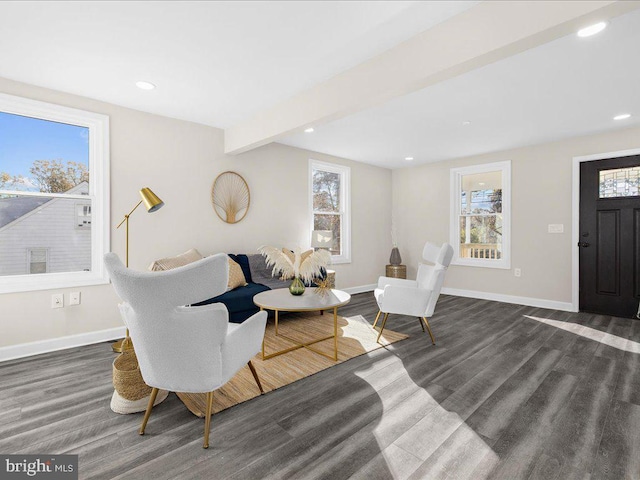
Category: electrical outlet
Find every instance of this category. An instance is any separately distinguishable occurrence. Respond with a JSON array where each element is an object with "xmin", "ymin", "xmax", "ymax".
[
  {"xmin": 69, "ymin": 292, "xmax": 81, "ymax": 305},
  {"xmin": 51, "ymin": 293, "xmax": 64, "ymax": 309},
  {"xmin": 514, "ymin": 268, "xmax": 522, "ymax": 277}
]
